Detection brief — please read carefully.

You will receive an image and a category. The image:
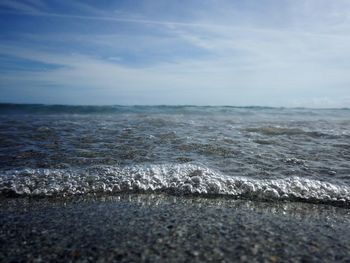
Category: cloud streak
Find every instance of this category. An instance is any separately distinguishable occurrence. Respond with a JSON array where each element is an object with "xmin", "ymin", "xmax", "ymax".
[
  {"xmin": 2, "ymin": 8, "xmax": 350, "ymax": 41},
  {"xmin": 1, "ymin": 0, "xmax": 350, "ymax": 107}
]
